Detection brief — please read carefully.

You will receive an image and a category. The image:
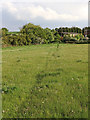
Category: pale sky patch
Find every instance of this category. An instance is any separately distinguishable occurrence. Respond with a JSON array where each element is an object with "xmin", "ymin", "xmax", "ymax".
[{"xmin": 1, "ymin": 0, "xmax": 88, "ymax": 31}]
